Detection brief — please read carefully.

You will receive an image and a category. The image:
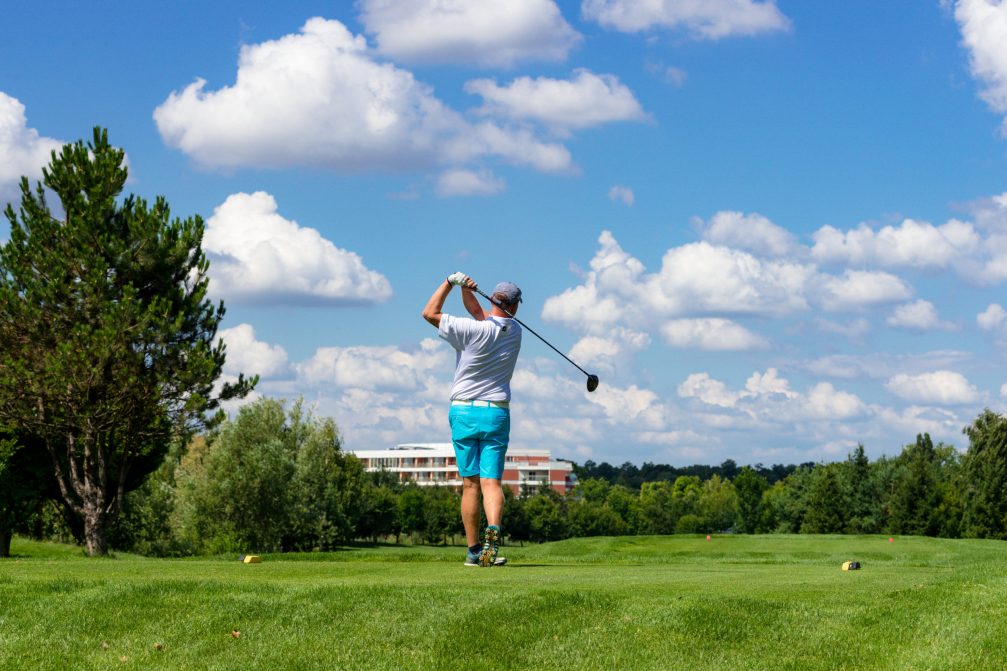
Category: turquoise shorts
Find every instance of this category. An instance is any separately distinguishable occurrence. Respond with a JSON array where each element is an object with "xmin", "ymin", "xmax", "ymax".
[{"xmin": 448, "ymin": 404, "xmax": 510, "ymax": 480}]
